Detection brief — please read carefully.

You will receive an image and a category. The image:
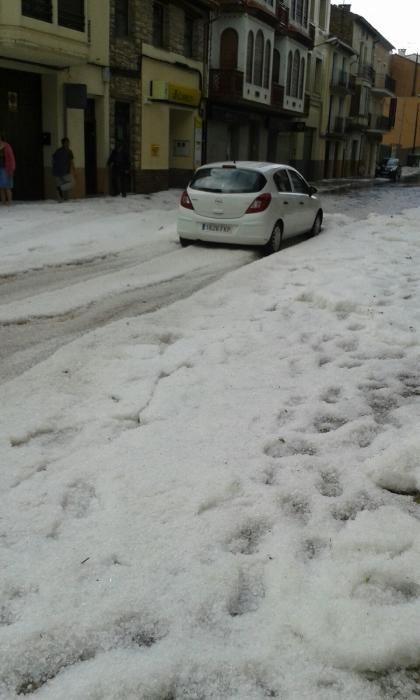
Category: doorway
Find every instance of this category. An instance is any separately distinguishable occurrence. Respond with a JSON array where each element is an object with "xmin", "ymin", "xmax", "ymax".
[
  {"xmin": 84, "ymin": 98, "xmax": 97, "ymax": 195},
  {"xmin": 0, "ymin": 67, "xmax": 44, "ymax": 199}
]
